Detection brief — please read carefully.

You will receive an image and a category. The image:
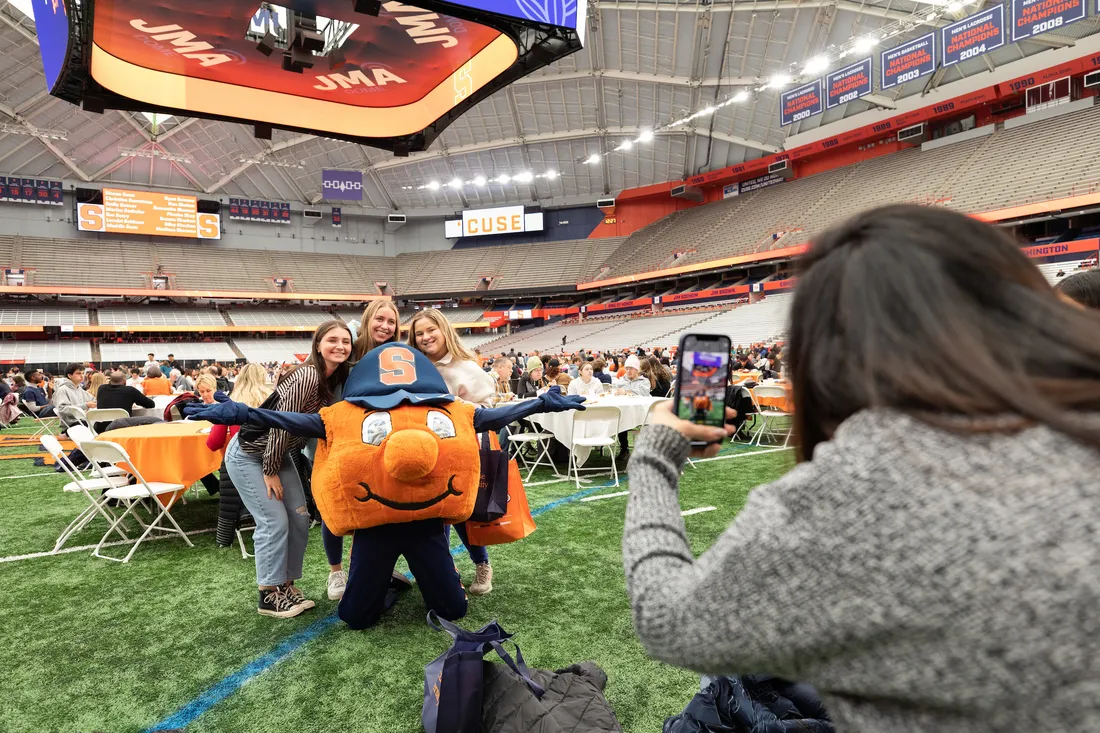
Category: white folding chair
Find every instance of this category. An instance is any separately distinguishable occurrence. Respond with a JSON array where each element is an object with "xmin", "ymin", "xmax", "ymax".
[
  {"xmin": 82, "ymin": 439, "xmax": 193, "ymax": 563},
  {"xmin": 22, "ymin": 401, "xmax": 60, "ymax": 438},
  {"xmin": 66, "ymin": 424, "xmax": 129, "ymax": 478},
  {"xmin": 750, "ymin": 385, "xmax": 793, "ymax": 447},
  {"xmin": 236, "ymin": 525, "xmax": 256, "ymax": 559},
  {"xmin": 567, "ymin": 406, "xmax": 621, "ymax": 490},
  {"xmin": 42, "ymin": 435, "xmax": 133, "ymax": 553},
  {"xmin": 85, "ymin": 408, "xmax": 130, "ymax": 434},
  {"xmin": 507, "ymin": 417, "xmax": 557, "ymax": 481}
]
